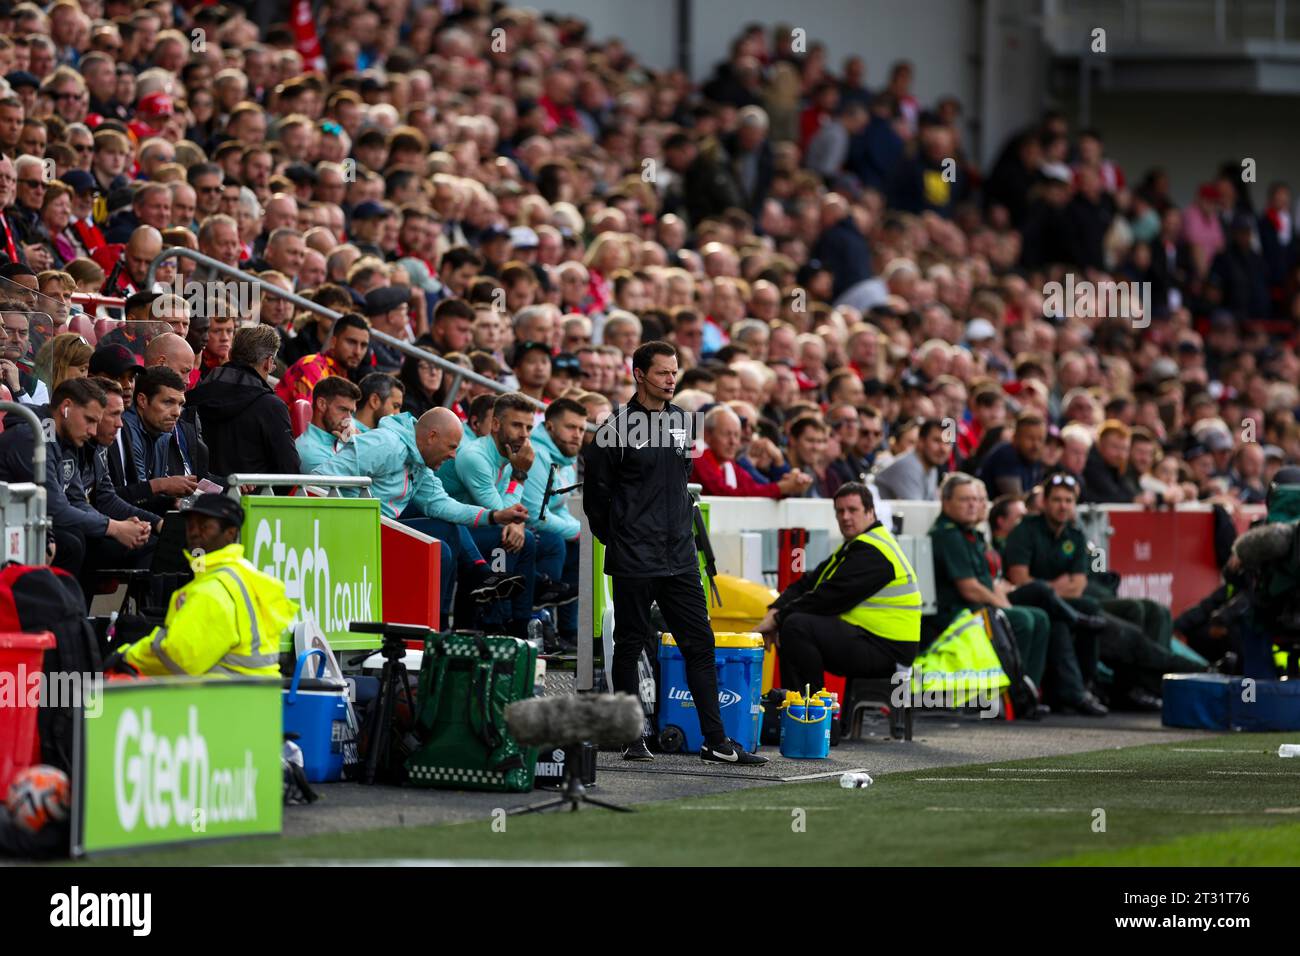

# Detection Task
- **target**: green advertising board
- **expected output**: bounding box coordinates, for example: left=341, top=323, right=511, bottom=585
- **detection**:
left=242, top=496, right=382, bottom=651
left=73, top=678, right=281, bottom=856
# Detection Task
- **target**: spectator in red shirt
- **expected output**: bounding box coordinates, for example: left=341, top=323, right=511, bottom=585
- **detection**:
left=957, top=385, right=1008, bottom=464
left=538, top=72, right=580, bottom=134
left=695, top=405, right=811, bottom=498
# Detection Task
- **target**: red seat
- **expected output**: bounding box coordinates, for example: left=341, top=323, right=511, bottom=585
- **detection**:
left=69, top=313, right=97, bottom=344
left=291, top=399, right=311, bottom=438
left=93, top=317, right=122, bottom=341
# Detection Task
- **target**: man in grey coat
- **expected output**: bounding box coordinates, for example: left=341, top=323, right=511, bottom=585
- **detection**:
left=873, top=419, right=952, bottom=501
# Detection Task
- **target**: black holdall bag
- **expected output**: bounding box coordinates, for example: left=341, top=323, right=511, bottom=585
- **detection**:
left=0, top=565, right=102, bottom=773
left=981, top=607, right=1040, bottom=719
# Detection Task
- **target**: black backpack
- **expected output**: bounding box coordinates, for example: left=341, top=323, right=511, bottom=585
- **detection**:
left=982, top=607, right=1040, bottom=719
left=0, top=565, right=102, bottom=773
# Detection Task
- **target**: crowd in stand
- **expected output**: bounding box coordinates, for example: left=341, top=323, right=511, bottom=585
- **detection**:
left=0, top=3, right=1290, bottom=679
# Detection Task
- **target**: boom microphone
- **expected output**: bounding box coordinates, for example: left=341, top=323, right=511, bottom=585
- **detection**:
left=1233, top=522, right=1296, bottom=569
left=506, top=693, right=644, bottom=749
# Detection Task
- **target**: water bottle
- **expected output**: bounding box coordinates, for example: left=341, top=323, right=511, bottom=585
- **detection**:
left=840, top=771, right=874, bottom=789
left=526, top=617, right=544, bottom=652
left=1278, top=744, right=1300, bottom=758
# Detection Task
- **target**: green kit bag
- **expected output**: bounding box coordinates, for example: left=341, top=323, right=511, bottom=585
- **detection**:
left=406, top=631, right=539, bottom=792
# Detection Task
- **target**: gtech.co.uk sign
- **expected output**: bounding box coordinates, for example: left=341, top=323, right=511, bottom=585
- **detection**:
left=73, top=679, right=281, bottom=856
left=244, top=496, right=382, bottom=648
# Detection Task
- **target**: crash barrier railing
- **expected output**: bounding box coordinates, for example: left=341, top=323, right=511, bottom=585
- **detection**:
left=145, top=247, right=544, bottom=414
left=0, top=401, right=48, bottom=566
left=224, top=473, right=373, bottom=498
left=70, top=293, right=126, bottom=312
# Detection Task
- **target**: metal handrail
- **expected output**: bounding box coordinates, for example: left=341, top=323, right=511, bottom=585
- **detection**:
left=225, top=474, right=373, bottom=498
left=0, top=400, right=49, bottom=565
left=145, top=246, right=541, bottom=412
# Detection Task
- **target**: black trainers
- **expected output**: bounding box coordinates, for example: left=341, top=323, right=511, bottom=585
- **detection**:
left=701, top=738, right=769, bottom=765
left=470, top=572, right=525, bottom=604
left=533, top=579, right=578, bottom=609
left=622, top=737, right=654, bottom=761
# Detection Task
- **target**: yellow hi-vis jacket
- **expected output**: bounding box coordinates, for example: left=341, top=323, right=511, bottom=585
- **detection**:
left=817, top=525, right=922, bottom=643
left=124, top=543, right=297, bottom=678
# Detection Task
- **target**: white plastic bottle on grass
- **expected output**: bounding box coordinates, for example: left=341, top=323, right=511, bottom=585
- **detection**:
left=1278, top=744, right=1300, bottom=758
left=840, top=771, right=873, bottom=789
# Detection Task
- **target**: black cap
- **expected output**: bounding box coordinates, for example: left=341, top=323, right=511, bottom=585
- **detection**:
left=88, top=343, right=144, bottom=377
left=1273, top=466, right=1300, bottom=487
left=350, top=200, right=387, bottom=221
left=61, top=169, right=96, bottom=195
left=363, top=285, right=410, bottom=317
left=552, top=352, right=580, bottom=376
left=182, top=493, right=243, bottom=528
left=283, top=162, right=319, bottom=186
left=4, top=71, right=37, bottom=91
left=511, top=340, right=551, bottom=366
left=124, top=290, right=161, bottom=313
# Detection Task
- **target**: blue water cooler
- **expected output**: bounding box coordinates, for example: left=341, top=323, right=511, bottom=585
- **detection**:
left=656, top=632, right=765, bottom=753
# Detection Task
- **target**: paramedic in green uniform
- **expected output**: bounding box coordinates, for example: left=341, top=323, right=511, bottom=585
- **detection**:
left=928, top=473, right=1049, bottom=702
left=1004, top=472, right=1203, bottom=710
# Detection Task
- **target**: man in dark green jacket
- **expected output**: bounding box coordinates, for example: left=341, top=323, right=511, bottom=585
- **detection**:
left=1005, top=472, right=1202, bottom=710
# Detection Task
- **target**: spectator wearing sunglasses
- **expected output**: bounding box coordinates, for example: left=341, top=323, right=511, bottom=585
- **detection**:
left=10, top=154, right=46, bottom=247
left=827, top=402, right=875, bottom=486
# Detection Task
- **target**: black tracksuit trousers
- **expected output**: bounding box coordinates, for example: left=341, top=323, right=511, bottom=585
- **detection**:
left=611, top=571, right=725, bottom=747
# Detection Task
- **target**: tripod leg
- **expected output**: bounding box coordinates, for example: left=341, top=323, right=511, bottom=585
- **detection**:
left=507, top=798, right=568, bottom=815
left=365, top=661, right=398, bottom=785
left=578, top=795, right=634, bottom=812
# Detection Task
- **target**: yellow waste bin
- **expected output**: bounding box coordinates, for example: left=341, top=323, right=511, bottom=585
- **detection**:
left=708, top=574, right=779, bottom=693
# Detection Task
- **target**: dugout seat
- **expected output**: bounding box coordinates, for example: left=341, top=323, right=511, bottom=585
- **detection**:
left=291, top=399, right=311, bottom=438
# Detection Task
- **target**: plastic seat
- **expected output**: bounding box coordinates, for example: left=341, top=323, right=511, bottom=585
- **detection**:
left=291, top=399, right=311, bottom=438
left=846, top=665, right=914, bottom=741
left=69, top=313, right=97, bottom=344
left=93, top=317, right=123, bottom=341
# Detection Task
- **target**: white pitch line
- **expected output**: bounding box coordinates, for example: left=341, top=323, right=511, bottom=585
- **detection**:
left=668, top=806, right=839, bottom=811
left=920, top=776, right=1225, bottom=784
left=274, top=859, right=621, bottom=867
left=925, top=806, right=1075, bottom=813
left=1168, top=748, right=1271, bottom=754
left=988, top=768, right=1127, bottom=774
left=1208, top=770, right=1300, bottom=776
left=925, top=807, right=1300, bottom=815
left=916, top=777, right=1055, bottom=782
